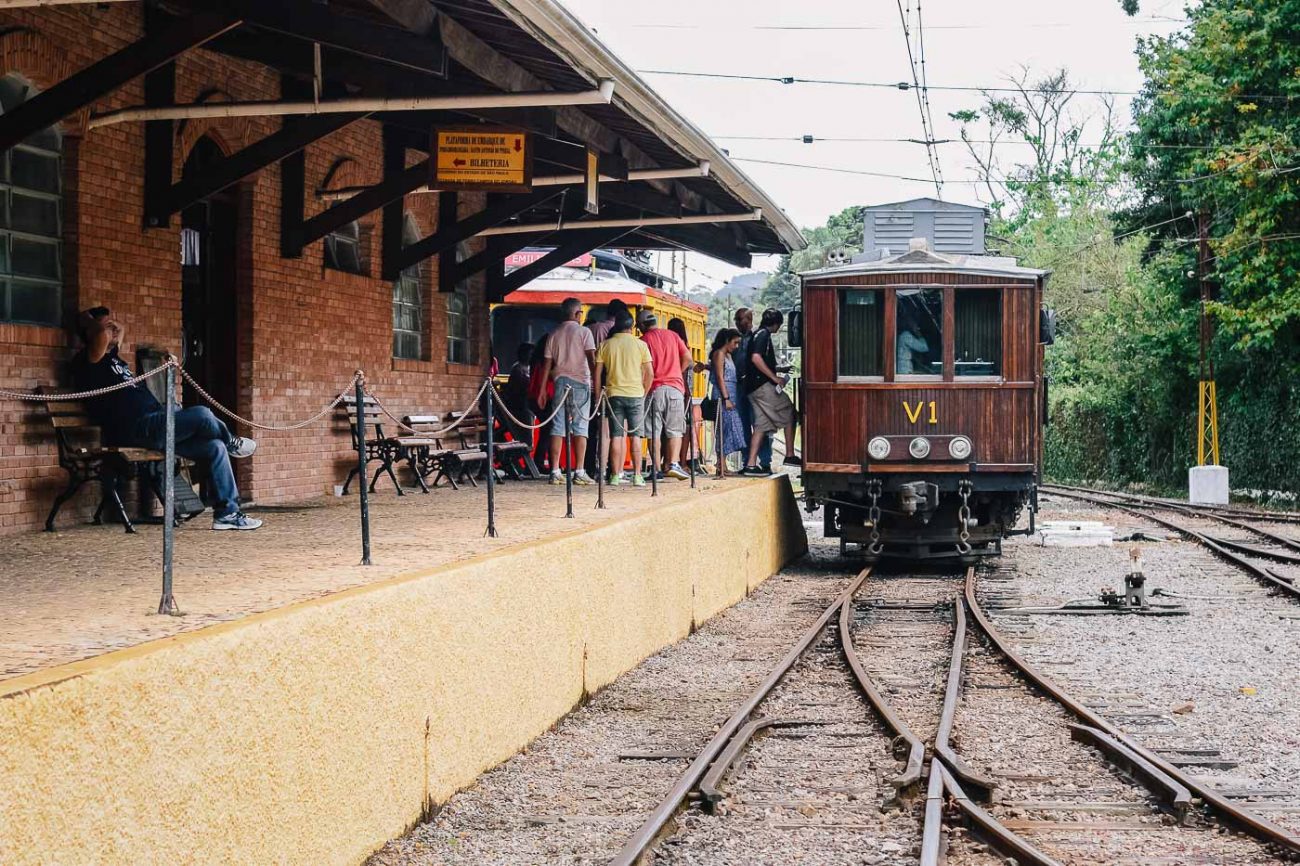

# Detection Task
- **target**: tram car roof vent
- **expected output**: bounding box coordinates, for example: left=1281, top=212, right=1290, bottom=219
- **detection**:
left=857, top=197, right=987, bottom=262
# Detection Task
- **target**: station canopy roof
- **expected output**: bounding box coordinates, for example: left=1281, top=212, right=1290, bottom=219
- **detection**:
left=138, top=0, right=805, bottom=287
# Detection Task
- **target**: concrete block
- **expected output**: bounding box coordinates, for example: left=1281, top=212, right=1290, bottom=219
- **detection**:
left=1036, top=520, right=1114, bottom=547
left=1189, top=465, right=1230, bottom=505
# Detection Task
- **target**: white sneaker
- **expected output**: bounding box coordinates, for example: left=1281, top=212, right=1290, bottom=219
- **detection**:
left=666, top=463, right=690, bottom=481
left=549, top=470, right=565, bottom=485
left=229, top=437, right=258, bottom=459
left=573, top=470, right=595, bottom=486
left=213, top=511, right=263, bottom=531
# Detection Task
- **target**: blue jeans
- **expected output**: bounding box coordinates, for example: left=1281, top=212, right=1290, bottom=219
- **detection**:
left=737, top=390, right=773, bottom=467
left=551, top=376, right=591, bottom=438
left=134, top=406, right=241, bottom=518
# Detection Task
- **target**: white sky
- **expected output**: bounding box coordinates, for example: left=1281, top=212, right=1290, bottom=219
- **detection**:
left=559, top=0, right=1186, bottom=289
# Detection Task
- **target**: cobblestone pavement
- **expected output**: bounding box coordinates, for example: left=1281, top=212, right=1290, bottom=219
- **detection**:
left=1, top=474, right=734, bottom=681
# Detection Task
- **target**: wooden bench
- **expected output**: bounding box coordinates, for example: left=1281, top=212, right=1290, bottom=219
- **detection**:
left=401, top=414, right=487, bottom=490
left=42, top=396, right=174, bottom=533
left=340, top=395, right=437, bottom=495
left=450, top=409, right=541, bottom=480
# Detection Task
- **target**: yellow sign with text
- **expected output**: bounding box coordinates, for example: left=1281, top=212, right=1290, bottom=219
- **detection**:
left=433, top=129, right=532, bottom=192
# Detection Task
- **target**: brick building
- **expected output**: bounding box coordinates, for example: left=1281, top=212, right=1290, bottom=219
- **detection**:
left=0, top=0, right=802, bottom=535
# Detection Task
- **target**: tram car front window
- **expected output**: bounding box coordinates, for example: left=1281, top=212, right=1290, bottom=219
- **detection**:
left=895, top=288, right=943, bottom=377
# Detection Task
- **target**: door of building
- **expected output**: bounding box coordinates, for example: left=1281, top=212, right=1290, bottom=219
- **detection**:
left=180, top=137, right=239, bottom=416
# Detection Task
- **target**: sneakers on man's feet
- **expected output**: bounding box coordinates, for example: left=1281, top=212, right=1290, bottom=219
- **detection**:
left=783, top=454, right=803, bottom=467
left=549, top=470, right=565, bottom=485
left=607, top=474, right=623, bottom=487
left=666, top=463, right=690, bottom=481
left=632, top=473, right=646, bottom=487
left=573, top=470, right=595, bottom=486
left=229, top=436, right=258, bottom=459
left=742, top=465, right=768, bottom=477
left=213, top=511, right=263, bottom=531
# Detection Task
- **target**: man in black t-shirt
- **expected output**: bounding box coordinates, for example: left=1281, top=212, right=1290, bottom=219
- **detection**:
left=742, top=308, right=801, bottom=475
left=71, top=307, right=263, bottom=531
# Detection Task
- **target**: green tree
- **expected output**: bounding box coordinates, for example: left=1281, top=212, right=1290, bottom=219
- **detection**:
left=758, top=205, right=868, bottom=311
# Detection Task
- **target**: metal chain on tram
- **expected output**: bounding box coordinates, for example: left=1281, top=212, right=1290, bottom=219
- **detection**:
left=867, top=479, right=884, bottom=556
left=957, top=479, right=974, bottom=555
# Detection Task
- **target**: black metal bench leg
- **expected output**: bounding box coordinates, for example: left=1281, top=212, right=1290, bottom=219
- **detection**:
left=367, top=462, right=386, bottom=494
left=342, top=465, right=359, bottom=495
left=408, top=455, right=431, bottom=494
left=45, top=476, right=84, bottom=532
left=384, top=461, right=404, bottom=495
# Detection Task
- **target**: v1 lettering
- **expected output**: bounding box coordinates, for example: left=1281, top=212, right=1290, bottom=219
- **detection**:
left=903, top=400, right=923, bottom=424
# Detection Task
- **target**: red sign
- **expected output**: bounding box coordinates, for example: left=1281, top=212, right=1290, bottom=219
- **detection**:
left=504, top=251, right=593, bottom=271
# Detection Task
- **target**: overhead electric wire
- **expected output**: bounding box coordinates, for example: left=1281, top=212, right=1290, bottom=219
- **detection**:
left=625, top=17, right=1187, bottom=31
left=709, top=135, right=1234, bottom=150
left=728, top=156, right=1300, bottom=188
left=894, top=0, right=943, bottom=197
left=637, top=69, right=1297, bottom=101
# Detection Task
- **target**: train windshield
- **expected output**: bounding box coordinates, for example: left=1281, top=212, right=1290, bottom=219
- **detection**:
left=838, top=289, right=884, bottom=377
left=895, top=288, right=943, bottom=377
left=955, top=288, right=1001, bottom=377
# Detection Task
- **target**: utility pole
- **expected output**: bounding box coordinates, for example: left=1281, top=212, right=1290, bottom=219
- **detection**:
left=1190, top=210, right=1227, bottom=504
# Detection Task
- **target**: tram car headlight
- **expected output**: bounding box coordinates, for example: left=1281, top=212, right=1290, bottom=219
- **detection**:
left=948, top=436, right=973, bottom=460
left=909, top=437, right=932, bottom=459
left=868, top=437, right=892, bottom=460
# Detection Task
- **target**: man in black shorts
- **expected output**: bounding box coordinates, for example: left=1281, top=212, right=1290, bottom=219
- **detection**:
left=71, top=306, right=262, bottom=530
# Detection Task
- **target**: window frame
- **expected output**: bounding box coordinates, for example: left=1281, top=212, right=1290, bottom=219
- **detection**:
left=0, top=73, right=63, bottom=327
left=391, top=214, right=425, bottom=360
left=323, top=220, right=365, bottom=276
left=446, top=241, right=472, bottom=365
left=892, top=286, right=945, bottom=383
left=829, top=284, right=1008, bottom=384
left=834, top=287, right=886, bottom=382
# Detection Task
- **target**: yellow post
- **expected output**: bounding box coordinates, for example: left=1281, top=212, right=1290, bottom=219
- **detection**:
left=1197, top=379, right=1220, bottom=466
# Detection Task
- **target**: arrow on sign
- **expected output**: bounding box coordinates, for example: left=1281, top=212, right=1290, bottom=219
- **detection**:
left=453, top=158, right=466, bottom=167
left=514, top=137, right=522, bottom=152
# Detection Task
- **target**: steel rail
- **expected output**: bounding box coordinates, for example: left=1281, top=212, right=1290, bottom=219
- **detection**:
left=607, top=567, right=871, bottom=866
left=934, top=599, right=997, bottom=799
left=697, top=719, right=829, bottom=810
left=1203, top=534, right=1300, bottom=566
left=937, top=762, right=1062, bottom=866
left=1043, top=486, right=1300, bottom=601
left=964, top=567, right=1300, bottom=857
left=836, top=587, right=926, bottom=794
left=1047, top=482, right=1300, bottom=525
left=1067, top=724, right=1192, bottom=822
left=918, top=758, right=946, bottom=866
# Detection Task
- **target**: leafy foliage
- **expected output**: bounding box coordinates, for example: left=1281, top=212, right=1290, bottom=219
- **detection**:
left=758, top=205, right=867, bottom=311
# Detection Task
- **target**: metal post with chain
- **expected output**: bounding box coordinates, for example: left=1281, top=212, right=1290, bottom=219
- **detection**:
left=867, top=479, right=883, bottom=556
left=484, top=376, right=498, bottom=538
left=354, top=372, right=373, bottom=565
left=596, top=395, right=607, bottom=510
left=563, top=389, right=575, bottom=518
left=157, top=361, right=180, bottom=616
left=957, top=479, right=973, bottom=556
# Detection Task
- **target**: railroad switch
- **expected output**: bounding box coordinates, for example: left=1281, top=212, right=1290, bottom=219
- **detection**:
left=1002, top=550, right=1188, bottom=616
left=1101, top=550, right=1150, bottom=610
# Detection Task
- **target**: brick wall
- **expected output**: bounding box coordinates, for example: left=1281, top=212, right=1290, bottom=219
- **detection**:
left=0, top=5, right=490, bottom=534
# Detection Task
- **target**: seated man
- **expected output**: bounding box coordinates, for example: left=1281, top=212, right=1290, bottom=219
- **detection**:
left=71, top=306, right=262, bottom=531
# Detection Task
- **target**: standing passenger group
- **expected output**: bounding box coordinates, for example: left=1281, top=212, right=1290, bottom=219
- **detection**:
left=520, top=297, right=800, bottom=486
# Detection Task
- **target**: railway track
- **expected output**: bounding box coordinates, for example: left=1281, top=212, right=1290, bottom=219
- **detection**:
left=1042, top=485, right=1300, bottom=595
left=606, top=563, right=1300, bottom=865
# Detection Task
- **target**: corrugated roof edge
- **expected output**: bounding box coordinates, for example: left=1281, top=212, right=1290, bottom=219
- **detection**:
left=484, top=0, right=808, bottom=255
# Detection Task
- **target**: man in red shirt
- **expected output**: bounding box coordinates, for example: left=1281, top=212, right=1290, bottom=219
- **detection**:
left=638, top=310, right=693, bottom=480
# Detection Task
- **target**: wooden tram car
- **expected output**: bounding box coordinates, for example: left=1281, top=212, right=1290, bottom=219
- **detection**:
left=793, top=199, right=1050, bottom=560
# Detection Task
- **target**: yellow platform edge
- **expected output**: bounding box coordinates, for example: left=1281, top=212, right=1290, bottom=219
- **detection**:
left=0, top=476, right=808, bottom=865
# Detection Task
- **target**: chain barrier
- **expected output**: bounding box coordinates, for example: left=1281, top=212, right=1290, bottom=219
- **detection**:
left=366, top=377, right=492, bottom=438
left=868, top=479, right=884, bottom=556
left=957, top=479, right=973, bottom=556
left=0, top=358, right=178, bottom=402
left=489, top=385, right=573, bottom=432
left=179, top=364, right=361, bottom=432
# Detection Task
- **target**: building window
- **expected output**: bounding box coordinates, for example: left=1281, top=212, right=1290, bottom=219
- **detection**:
left=838, top=289, right=884, bottom=377
left=0, top=73, right=62, bottom=325
left=895, top=287, right=943, bottom=377
left=392, top=215, right=424, bottom=360
left=954, top=288, right=1001, bottom=377
left=446, top=241, right=471, bottom=364
left=324, top=220, right=365, bottom=275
